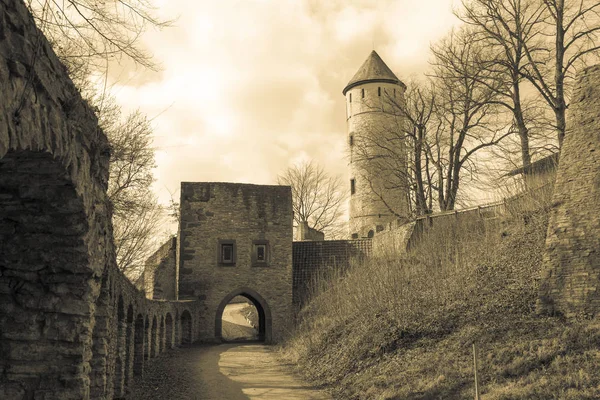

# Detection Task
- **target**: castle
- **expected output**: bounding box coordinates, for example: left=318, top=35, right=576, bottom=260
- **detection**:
left=140, top=50, right=411, bottom=341
left=2, top=2, right=600, bottom=397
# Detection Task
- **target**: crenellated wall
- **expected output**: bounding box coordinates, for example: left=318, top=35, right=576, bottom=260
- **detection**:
left=537, top=65, right=600, bottom=318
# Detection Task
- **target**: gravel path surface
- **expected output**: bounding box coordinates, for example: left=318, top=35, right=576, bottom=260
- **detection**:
left=126, top=343, right=331, bottom=399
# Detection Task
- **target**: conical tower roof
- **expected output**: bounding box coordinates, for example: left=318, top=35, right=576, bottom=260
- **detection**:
left=342, top=50, right=404, bottom=95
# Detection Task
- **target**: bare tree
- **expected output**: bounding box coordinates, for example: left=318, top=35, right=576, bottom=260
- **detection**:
left=519, top=0, right=600, bottom=147
left=26, top=0, right=171, bottom=79
left=351, top=81, right=437, bottom=217
left=95, top=95, right=163, bottom=278
left=458, top=0, right=551, bottom=169
left=277, top=161, right=346, bottom=239
left=429, top=27, right=512, bottom=210
left=23, top=1, right=171, bottom=279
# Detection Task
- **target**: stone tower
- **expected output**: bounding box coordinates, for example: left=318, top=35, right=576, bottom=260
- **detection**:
left=343, top=50, right=410, bottom=239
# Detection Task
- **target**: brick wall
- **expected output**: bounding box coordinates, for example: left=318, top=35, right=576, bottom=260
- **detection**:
left=292, top=239, right=372, bottom=310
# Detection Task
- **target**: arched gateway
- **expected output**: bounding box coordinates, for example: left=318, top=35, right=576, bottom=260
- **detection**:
left=177, top=182, right=293, bottom=343
left=215, top=288, right=273, bottom=342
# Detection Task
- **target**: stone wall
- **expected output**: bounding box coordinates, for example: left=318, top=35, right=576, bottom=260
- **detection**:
left=88, top=263, right=199, bottom=399
left=177, top=182, right=293, bottom=343
left=144, top=237, right=177, bottom=300
left=0, top=1, right=201, bottom=398
left=538, top=65, right=600, bottom=318
left=292, top=239, right=371, bottom=310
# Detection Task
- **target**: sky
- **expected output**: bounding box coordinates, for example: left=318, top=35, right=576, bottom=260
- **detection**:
left=106, top=0, right=461, bottom=211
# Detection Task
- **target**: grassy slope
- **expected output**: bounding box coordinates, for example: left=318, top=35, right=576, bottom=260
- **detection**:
left=282, top=206, right=600, bottom=399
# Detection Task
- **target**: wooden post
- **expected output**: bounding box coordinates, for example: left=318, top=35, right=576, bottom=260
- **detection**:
left=473, top=342, right=481, bottom=400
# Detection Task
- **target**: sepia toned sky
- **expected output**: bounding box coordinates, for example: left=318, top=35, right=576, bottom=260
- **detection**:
left=106, top=0, right=461, bottom=209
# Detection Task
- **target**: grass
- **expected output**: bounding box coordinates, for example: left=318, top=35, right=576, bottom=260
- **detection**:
left=281, top=188, right=600, bottom=399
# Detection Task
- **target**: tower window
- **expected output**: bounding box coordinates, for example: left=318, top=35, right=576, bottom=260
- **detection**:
left=218, top=239, right=236, bottom=265
left=252, top=240, right=270, bottom=267
left=378, top=87, right=381, bottom=96
left=349, top=93, right=352, bottom=103
left=393, top=88, right=396, bottom=97
left=350, top=178, right=356, bottom=195
left=349, top=134, right=354, bottom=146
left=361, top=89, right=365, bottom=98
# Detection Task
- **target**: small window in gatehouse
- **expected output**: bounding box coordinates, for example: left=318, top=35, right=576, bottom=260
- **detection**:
left=252, top=240, right=270, bottom=267
left=222, top=245, right=233, bottom=262
left=349, top=93, right=352, bottom=103
left=256, top=245, right=266, bottom=261
left=361, top=88, right=365, bottom=98
left=218, top=239, right=236, bottom=265
left=349, top=134, right=354, bottom=146
left=350, top=178, right=356, bottom=195
left=378, top=87, right=381, bottom=96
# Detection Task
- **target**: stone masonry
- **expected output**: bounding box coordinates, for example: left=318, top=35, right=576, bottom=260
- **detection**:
left=538, top=64, right=600, bottom=317
left=0, top=1, right=200, bottom=398
left=143, top=237, right=177, bottom=300
left=177, top=182, right=293, bottom=343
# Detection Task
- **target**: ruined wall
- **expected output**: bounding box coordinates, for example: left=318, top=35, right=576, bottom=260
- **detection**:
left=0, top=1, right=200, bottom=398
left=538, top=65, right=600, bottom=318
left=292, top=240, right=371, bottom=310
left=178, top=182, right=293, bottom=343
left=144, top=237, right=177, bottom=300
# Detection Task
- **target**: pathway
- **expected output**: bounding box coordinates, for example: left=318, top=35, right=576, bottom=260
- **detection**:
left=126, top=343, right=331, bottom=399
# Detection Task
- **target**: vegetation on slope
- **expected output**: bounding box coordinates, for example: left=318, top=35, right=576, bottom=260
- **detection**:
left=282, top=193, right=600, bottom=399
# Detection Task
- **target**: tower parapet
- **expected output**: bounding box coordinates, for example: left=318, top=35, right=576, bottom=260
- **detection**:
left=344, top=51, right=410, bottom=239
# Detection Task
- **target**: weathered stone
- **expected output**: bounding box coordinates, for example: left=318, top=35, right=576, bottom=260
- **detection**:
left=537, top=64, right=600, bottom=318
left=176, top=182, right=293, bottom=343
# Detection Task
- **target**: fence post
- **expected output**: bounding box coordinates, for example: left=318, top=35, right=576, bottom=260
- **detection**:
left=473, top=342, right=481, bottom=400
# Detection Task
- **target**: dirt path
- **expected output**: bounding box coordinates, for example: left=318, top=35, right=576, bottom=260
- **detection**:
left=126, top=343, right=331, bottom=399
left=222, top=303, right=258, bottom=341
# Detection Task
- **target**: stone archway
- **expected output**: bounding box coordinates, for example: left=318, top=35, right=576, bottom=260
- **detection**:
left=165, top=313, right=174, bottom=349
left=0, top=151, right=102, bottom=398
left=215, top=288, right=273, bottom=343
left=151, top=316, right=158, bottom=357
left=125, top=304, right=134, bottom=390
left=0, top=1, right=113, bottom=395
left=180, top=310, right=192, bottom=344
left=133, top=314, right=144, bottom=376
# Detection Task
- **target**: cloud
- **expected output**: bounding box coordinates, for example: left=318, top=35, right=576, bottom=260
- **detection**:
left=106, top=0, right=459, bottom=209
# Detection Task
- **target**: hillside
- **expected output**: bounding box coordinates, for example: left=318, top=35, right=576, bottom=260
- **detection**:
left=281, top=198, right=600, bottom=399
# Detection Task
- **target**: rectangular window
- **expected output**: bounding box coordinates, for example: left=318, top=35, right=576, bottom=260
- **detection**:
left=349, top=93, right=352, bottom=103
left=222, top=244, right=233, bottom=262
left=350, top=178, right=356, bottom=195
left=218, top=239, right=236, bottom=265
left=252, top=240, right=270, bottom=267
left=256, top=245, right=266, bottom=261
left=361, top=88, right=365, bottom=98
left=393, top=88, right=396, bottom=97
left=378, top=87, right=381, bottom=96
left=349, top=134, right=354, bottom=146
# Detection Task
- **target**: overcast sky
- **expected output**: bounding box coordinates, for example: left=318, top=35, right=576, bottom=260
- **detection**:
left=107, top=0, right=460, bottom=209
